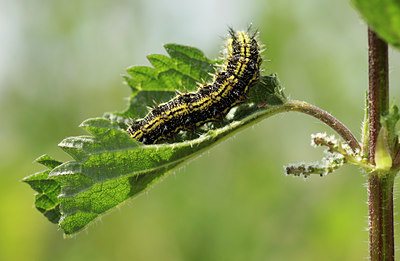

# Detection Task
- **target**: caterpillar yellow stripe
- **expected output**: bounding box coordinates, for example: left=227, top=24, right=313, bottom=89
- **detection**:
left=127, top=28, right=262, bottom=144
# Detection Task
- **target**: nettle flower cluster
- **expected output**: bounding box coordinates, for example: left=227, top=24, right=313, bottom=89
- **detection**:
left=285, top=132, right=373, bottom=178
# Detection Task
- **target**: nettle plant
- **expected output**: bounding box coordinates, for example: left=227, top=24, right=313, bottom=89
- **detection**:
left=23, top=1, right=400, bottom=260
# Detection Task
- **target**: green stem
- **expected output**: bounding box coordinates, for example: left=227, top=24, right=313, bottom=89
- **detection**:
left=367, top=28, right=393, bottom=261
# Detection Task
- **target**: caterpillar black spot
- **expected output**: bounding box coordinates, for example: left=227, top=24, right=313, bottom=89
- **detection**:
left=127, top=28, right=262, bottom=144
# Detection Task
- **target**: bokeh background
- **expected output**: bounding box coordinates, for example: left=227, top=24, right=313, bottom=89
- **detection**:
left=1, top=0, right=400, bottom=260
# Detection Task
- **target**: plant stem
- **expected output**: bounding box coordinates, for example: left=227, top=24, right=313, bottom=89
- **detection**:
left=285, top=100, right=360, bottom=152
left=367, top=28, right=393, bottom=261
left=368, top=174, right=395, bottom=260
left=368, top=29, right=389, bottom=163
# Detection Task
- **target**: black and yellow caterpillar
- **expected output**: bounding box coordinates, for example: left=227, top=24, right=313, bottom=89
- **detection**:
left=127, top=29, right=262, bottom=144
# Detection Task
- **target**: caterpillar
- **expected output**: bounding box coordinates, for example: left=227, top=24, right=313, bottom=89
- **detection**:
left=127, top=28, right=262, bottom=144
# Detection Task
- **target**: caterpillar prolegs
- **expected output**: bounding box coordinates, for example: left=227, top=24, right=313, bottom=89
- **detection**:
left=127, top=29, right=262, bottom=144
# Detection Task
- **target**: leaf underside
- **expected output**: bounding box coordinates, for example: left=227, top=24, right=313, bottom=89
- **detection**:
left=23, top=43, right=286, bottom=235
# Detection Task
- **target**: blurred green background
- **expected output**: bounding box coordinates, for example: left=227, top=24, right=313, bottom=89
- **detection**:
left=1, top=0, right=400, bottom=260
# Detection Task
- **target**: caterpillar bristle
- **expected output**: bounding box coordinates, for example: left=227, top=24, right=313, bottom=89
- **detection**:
left=145, top=105, right=153, bottom=111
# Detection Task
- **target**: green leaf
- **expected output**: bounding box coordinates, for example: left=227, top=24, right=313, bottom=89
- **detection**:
left=22, top=155, right=63, bottom=224
left=125, top=43, right=215, bottom=93
left=24, top=42, right=287, bottom=235
left=58, top=76, right=286, bottom=235
left=112, top=43, right=217, bottom=121
left=352, top=0, right=400, bottom=49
